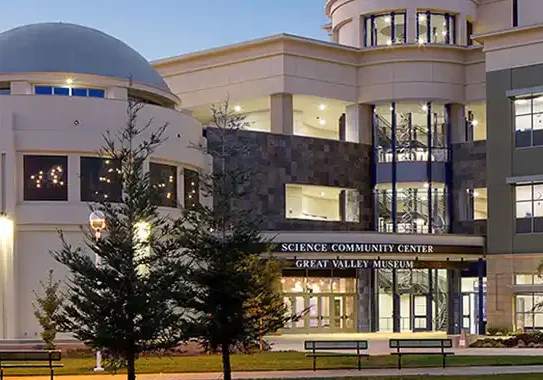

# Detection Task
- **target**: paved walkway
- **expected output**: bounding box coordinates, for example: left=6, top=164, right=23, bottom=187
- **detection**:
left=10, top=366, right=543, bottom=379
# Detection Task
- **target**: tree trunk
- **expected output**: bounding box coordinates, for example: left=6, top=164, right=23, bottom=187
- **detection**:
left=221, top=343, right=232, bottom=380
left=127, top=349, right=136, bottom=380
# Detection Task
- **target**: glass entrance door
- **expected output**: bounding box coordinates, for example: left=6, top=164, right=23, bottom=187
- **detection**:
left=332, top=295, right=356, bottom=330
left=308, top=295, right=331, bottom=329
left=412, top=295, right=429, bottom=331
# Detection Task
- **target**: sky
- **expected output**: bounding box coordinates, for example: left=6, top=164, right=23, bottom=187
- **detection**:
left=1, top=0, right=330, bottom=61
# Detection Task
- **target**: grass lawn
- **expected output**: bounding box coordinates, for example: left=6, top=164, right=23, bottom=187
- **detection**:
left=3, top=352, right=543, bottom=376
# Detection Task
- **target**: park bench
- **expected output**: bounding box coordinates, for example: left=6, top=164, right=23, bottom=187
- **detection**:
left=389, top=338, right=454, bottom=370
left=304, top=340, right=369, bottom=371
left=0, top=350, right=62, bottom=380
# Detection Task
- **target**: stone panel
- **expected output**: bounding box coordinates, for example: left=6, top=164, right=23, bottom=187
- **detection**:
left=450, top=140, right=487, bottom=235
left=207, top=129, right=373, bottom=231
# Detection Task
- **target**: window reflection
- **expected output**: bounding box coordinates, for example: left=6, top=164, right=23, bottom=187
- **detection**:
left=24, top=155, right=68, bottom=201
left=80, top=157, right=122, bottom=202
left=282, top=277, right=356, bottom=294
left=150, top=162, right=177, bottom=208
left=365, top=12, right=406, bottom=47
left=515, top=182, right=543, bottom=233
left=417, top=12, right=456, bottom=44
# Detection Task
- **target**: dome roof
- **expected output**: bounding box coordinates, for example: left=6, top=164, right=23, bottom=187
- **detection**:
left=0, top=23, right=169, bottom=92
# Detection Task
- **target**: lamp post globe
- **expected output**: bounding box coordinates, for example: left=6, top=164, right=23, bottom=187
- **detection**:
left=89, top=211, right=106, bottom=240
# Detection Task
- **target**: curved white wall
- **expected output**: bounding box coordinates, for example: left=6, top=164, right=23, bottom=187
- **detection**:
left=327, top=0, right=477, bottom=48
left=0, top=94, right=208, bottom=339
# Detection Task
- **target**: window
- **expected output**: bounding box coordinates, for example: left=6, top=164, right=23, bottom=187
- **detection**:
left=34, top=86, right=105, bottom=98
left=464, top=188, right=487, bottom=220
left=417, top=11, right=456, bottom=44
left=467, top=20, right=474, bottom=46
left=183, top=168, right=199, bottom=210
left=515, top=293, right=543, bottom=330
left=0, top=88, right=10, bottom=95
left=80, top=157, right=122, bottom=202
left=515, top=274, right=543, bottom=285
left=364, top=12, right=406, bottom=47
left=465, top=104, right=487, bottom=141
left=514, top=95, right=543, bottom=147
left=515, top=183, right=543, bottom=233
left=285, top=184, right=360, bottom=222
left=150, top=163, right=177, bottom=208
left=24, top=155, right=68, bottom=201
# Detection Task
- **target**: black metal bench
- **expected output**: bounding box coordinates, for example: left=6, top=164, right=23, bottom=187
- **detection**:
left=304, top=340, right=369, bottom=371
left=0, top=350, right=63, bottom=380
left=389, top=338, right=454, bottom=370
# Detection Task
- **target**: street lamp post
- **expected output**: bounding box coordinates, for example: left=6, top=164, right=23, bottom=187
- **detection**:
left=89, top=211, right=106, bottom=373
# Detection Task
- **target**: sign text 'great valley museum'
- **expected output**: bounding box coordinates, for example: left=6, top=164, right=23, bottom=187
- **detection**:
left=294, top=259, right=414, bottom=269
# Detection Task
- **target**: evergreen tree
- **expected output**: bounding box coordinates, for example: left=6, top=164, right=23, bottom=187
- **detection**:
left=177, top=101, right=292, bottom=380
left=52, top=98, right=189, bottom=380
left=33, top=269, right=63, bottom=350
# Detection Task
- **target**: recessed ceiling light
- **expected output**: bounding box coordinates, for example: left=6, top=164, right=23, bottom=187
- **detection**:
left=319, top=119, right=326, bottom=126
left=419, top=14, right=426, bottom=22
left=66, top=78, right=73, bottom=85
left=384, top=16, right=392, bottom=24
left=422, top=104, right=429, bottom=112
left=423, top=183, right=429, bottom=188
left=318, top=104, right=327, bottom=111
left=320, top=192, right=325, bottom=197
left=473, top=191, right=479, bottom=197
left=234, top=105, right=242, bottom=112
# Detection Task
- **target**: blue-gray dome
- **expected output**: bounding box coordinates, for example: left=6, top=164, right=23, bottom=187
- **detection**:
left=0, top=23, right=169, bottom=92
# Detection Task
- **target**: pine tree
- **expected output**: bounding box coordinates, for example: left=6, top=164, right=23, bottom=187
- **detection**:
left=52, top=98, right=189, bottom=380
left=33, top=269, right=63, bottom=350
left=177, top=101, right=292, bottom=380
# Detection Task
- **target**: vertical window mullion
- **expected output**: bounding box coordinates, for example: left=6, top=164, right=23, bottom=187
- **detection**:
left=371, top=15, right=375, bottom=46
left=452, top=15, right=457, bottom=44
left=513, top=0, right=519, bottom=27
left=416, top=13, right=420, bottom=42
left=533, top=183, right=536, bottom=233
left=445, top=14, right=450, bottom=44
left=404, top=12, right=407, bottom=43
left=427, top=12, right=431, bottom=43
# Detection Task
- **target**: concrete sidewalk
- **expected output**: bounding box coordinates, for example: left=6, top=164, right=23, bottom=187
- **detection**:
left=10, top=365, right=543, bottom=379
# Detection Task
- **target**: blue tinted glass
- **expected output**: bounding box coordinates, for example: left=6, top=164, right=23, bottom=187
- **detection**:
left=88, top=89, right=105, bottom=98
left=35, top=86, right=53, bottom=95
left=72, top=88, right=87, bottom=97
left=53, top=87, right=69, bottom=96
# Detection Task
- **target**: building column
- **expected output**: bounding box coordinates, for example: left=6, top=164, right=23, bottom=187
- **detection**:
left=357, top=268, right=373, bottom=332
left=449, top=103, right=466, bottom=144
left=392, top=269, right=401, bottom=332
left=447, top=269, right=462, bottom=334
left=270, top=93, right=293, bottom=135
left=477, top=258, right=486, bottom=334
left=345, top=104, right=372, bottom=144
left=0, top=111, right=16, bottom=339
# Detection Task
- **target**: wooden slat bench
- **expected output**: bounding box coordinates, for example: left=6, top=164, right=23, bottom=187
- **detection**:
left=304, top=340, right=369, bottom=371
left=389, top=338, right=454, bottom=370
left=0, top=350, right=63, bottom=380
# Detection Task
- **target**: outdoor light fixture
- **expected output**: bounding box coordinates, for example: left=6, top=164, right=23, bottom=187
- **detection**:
left=66, top=78, right=73, bottom=85
left=318, top=104, right=326, bottom=111
left=234, top=105, right=242, bottom=112
left=472, top=120, right=479, bottom=126
left=0, top=214, right=13, bottom=240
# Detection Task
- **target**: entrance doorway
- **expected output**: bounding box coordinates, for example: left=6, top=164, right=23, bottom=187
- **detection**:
left=281, top=275, right=357, bottom=333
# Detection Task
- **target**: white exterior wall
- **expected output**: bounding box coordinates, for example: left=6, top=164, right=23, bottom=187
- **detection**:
left=0, top=90, right=207, bottom=339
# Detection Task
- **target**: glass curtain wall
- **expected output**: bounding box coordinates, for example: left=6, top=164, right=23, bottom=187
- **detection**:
left=376, top=268, right=448, bottom=332
left=365, top=12, right=407, bottom=47
left=373, top=102, right=451, bottom=234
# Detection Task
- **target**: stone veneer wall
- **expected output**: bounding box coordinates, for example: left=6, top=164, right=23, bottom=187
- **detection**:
left=450, top=140, right=487, bottom=235
left=207, top=129, right=373, bottom=231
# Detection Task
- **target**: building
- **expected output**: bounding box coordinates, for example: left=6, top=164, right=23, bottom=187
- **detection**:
left=0, top=23, right=209, bottom=339
left=0, top=0, right=542, bottom=340
left=151, top=0, right=543, bottom=335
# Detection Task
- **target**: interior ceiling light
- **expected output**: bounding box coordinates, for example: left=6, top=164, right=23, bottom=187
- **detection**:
left=422, top=104, right=429, bottom=112
left=234, top=105, right=242, bottom=112
left=472, top=120, right=479, bottom=126
left=386, top=39, right=393, bottom=46
left=419, top=14, right=426, bottom=22
left=66, top=78, right=73, bottom=85
left=320, top=192, right=325, bottom=197
left=318, top=104, right=327, bottom=111
left=319, top=119, right=327, bottom=126
left=384, top=16, right=392, bottom=24
left=418, top=37, right=426, bottom=45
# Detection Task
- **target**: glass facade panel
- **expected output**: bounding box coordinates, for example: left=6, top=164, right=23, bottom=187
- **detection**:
left=183, top=168, right=199, bottom=210
left=365, top=12, right=406, bottom=47
left=24, top=155, right=68, bottom=201
left=515, top=183, right=543, bottom=233
left=514, top=95, right=543, bottom=147
left=150, top=162, right=177, bottom=208
left=515, top=293, right=543, bottom=330
left=80, top=157, right=122, bottom=202
left=417, top=12, right=456, bottom=44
